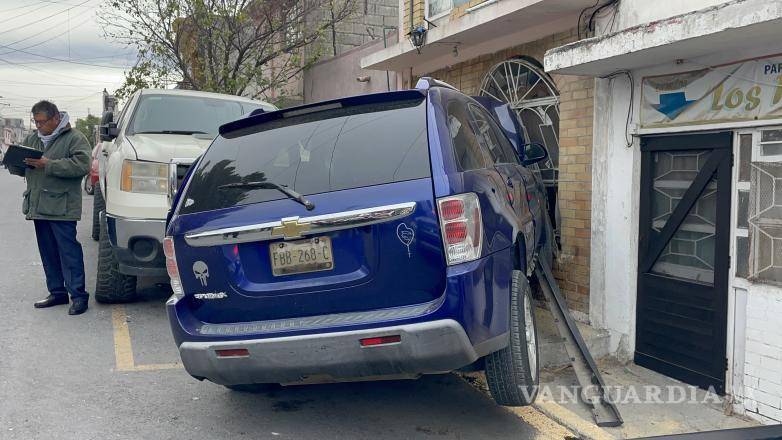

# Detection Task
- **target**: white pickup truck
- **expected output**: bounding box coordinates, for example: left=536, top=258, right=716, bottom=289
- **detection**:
left=94, top=89, right=275, bottom=303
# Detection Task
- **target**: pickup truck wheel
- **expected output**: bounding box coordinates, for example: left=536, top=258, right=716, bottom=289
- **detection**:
left=485, top=270, right=539, bottom=406
left=95, top=213, right=137, bottom=303
left=92, top=185, right=104, bottom=241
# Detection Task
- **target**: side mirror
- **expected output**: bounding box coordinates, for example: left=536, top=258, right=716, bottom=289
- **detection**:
left=100, top=111, right=114, bottom=125
left=522, top=142, right=548, bottom=166
left=99, top=123, right=119, bottom=142
left=99, top=111, right=118, bottom=141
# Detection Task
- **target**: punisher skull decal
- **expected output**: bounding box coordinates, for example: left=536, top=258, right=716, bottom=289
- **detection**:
left=193, top=261, right=210, bottom=287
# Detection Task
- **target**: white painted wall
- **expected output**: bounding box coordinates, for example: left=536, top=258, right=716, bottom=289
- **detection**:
left=598, top=0, right=733, bottom=35
left=587, top=14, right=782, bottom=420
left=734, top=281, right=782, bottom=424
left=589, top=73, right=641, bottom=359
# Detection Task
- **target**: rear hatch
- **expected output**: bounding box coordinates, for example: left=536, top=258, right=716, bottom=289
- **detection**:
left=168, top=92, right=447, bottom=324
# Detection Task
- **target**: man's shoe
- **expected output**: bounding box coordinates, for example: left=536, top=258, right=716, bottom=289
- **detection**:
left=68, top=298, right=88, bottom=316
left=34, top=295, right=69, bottom=308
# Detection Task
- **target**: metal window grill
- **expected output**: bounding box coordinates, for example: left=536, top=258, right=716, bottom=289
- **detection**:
left=748, top=161, right=782, bottom=284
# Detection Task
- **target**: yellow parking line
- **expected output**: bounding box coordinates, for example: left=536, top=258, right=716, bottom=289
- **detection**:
left=112, top=305, right=136, bottom=371
left=132, top=363, right=182, bottom=371
left=111, top=305, right=183, bottom=372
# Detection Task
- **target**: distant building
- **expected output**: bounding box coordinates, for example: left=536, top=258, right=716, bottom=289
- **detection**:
left=265, top=0, right=400, bottom=107
left=1, top=118, right=27, bottom=150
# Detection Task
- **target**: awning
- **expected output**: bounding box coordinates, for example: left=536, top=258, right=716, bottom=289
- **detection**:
left=360, top=0, right=599, bottom=76
left=544, top=0, right=782, bottom=76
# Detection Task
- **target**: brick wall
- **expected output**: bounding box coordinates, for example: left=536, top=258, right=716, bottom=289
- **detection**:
left=403, top=0, right=425, bottom=34
left=315, top=0, right=399, bottom=57
left=739, top=288, right=782, bottom=424
left=426, top=29, right=595, bottom=314
left=275, top=0, right=398, bottom=106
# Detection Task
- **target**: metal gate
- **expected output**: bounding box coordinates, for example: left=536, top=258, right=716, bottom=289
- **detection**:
left=479, top=57, right=560, bottom=234
left=636, top=132, right=732, bottom=394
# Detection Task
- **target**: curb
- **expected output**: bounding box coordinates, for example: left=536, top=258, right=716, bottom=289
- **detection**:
left=533, top=398, right=616, bottom=440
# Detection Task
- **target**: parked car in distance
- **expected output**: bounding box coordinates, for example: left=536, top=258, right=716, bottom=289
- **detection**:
left=93, top=89, right=276, bottom=303
left=164, top=78, right=553, bottom=406
left=83, top=143, right=101, bottom=196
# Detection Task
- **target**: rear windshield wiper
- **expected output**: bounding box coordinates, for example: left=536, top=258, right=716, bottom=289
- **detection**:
left=134, top=130, right=208, bottom=135
left=218, top=181, right=315, bottom=211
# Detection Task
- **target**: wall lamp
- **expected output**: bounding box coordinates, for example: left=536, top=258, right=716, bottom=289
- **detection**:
left=409, top=25, right=428, bottom=53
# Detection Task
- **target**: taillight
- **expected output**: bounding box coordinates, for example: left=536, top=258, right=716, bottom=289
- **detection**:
left=163, top=236, right=184, bottom=302
left=437, top=193, right=482, bottom=265
left=439, top=199, right=464, bottom=221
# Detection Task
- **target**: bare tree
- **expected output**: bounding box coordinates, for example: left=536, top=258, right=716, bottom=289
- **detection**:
left=100, top=0, right=357, bottom=100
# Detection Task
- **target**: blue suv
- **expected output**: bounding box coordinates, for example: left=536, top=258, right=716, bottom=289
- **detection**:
left=164, top=78, right=554, bottom=406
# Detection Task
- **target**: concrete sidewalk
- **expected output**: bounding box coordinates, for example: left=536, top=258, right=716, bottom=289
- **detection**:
left=536, top=359, right=759, bottom=439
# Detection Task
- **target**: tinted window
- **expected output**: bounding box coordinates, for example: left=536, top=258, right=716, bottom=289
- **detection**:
left=467, top=103, right=518, bottom=165
left=447, top=100, right=488, bottom=171
left=180, top=98, right=430, bottom=214
left=128, top=94, right=260, bottom=136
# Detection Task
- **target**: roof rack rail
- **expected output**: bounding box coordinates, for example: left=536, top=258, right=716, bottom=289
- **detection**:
left=415, top=77, right=458, bottom=91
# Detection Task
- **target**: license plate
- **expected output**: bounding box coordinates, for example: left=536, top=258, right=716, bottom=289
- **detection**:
left=270, top=237, right=334, bottom=276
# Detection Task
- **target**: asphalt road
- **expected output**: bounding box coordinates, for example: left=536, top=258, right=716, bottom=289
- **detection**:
left=0, top=171, right=548, bottom=440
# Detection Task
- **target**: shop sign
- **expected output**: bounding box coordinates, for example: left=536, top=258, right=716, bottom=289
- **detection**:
left=641, top=56, right=782, bottom=128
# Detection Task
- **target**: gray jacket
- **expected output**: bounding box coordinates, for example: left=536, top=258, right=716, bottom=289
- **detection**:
left=20, top=126, right=91, bottom=221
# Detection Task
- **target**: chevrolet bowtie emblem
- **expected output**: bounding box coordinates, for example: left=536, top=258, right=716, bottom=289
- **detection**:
left=272, top=218, right=310, bottom=239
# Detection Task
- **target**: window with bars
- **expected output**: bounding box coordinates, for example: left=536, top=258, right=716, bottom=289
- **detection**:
left=742, top=128, right=782, bottom=284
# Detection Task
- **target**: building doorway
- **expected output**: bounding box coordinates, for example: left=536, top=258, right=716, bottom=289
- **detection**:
left=479, top=57, right=560, bottom=237
left=636, top=132, right=732, bottom=394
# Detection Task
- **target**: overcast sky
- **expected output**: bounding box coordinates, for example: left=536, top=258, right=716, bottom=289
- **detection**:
left=0, top=0, right=136, bottom=127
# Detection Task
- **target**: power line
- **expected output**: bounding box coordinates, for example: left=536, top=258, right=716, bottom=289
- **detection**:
left=0, top=3, right=43, bottom=14
left=0, top=90, right=102, bottom=100
left=0, top=46, right=132, bottom=68
left=0, top=8, right=93, bottom=53
left=38, top=0, right=96, bottom=6
left=2, top=53, right=136, bottom=65
left=0, top=23, right=133, bottom=70
left=0, top=79, right=117, bottom=88
left=0, top=55, right=121, bottom=84
left=1, top=3, right=50, bottom=22
left=0, top=0, right=91, bottom=36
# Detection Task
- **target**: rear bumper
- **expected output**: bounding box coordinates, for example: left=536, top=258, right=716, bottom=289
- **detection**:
left=179, top=319, right=477, bottom=385
left=105, top=214, right=167, bottom=277
left=168, top=248, right=515, bottom=383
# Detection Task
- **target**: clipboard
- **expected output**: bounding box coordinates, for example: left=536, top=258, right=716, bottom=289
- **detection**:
left=2, top=144, right=42, bottom=176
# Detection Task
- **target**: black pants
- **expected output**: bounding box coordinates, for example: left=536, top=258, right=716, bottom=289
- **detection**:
left=33, top=220, right=88, bottom=300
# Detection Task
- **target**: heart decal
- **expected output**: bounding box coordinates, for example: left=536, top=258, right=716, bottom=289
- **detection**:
left=396, top=223, right=415, bottom=258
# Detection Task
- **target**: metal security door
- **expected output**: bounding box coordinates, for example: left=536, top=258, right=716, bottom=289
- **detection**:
left=636, top=132, right=732, bottom=394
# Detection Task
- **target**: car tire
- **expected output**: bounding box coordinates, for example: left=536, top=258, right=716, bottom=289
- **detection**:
left=95, top=212, right=137, bottom=303
left=485, top=269, right=540, bottom=406
left=83, top=176, right=94, bottom=195
left=92, top=184, right=104, bottom=241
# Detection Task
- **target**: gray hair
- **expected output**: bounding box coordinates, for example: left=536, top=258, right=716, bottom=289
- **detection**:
left=31, top=100, right=59, bottom=119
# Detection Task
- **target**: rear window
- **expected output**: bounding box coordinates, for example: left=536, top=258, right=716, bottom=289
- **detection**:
left=179, top=97, right=430, bottom=214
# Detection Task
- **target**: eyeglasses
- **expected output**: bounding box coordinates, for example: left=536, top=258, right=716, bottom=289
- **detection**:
left=33, top=116, right=54, bottom=127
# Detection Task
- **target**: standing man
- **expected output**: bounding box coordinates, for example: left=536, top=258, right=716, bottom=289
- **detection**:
left=21, top=100, right=92, bottom=315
